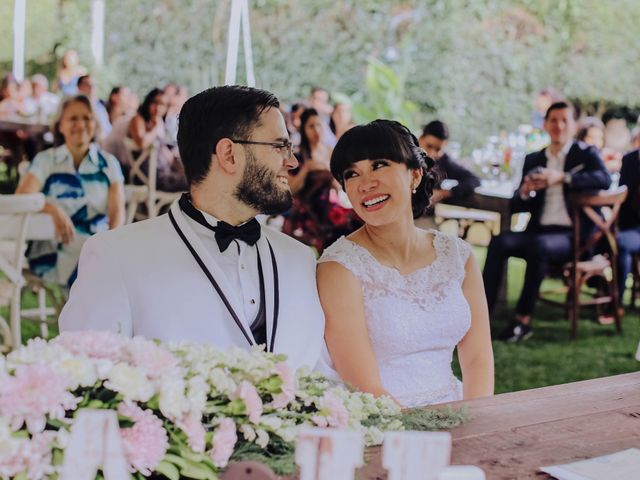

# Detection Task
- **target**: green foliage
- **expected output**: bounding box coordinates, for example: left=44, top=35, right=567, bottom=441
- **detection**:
left=2, top=0, right=639, bottom=148
left=401, top=406, right=469, bottom=431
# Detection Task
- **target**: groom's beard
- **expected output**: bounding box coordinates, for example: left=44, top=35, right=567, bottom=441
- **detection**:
left=234, top=148, right=293, bottom=215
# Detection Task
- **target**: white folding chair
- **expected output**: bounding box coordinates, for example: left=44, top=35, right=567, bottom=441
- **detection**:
left=0, top=193, right=45, bottom=351
left=124, top=138, right=181, bottom=220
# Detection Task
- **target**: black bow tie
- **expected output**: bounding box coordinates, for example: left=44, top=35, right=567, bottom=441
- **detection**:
left=179, top=193, right=261, bottom=252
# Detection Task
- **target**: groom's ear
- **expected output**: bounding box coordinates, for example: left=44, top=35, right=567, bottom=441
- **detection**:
left=214, top=138, right=239, bottom=174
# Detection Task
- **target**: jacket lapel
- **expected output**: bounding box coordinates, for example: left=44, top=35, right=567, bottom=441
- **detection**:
left=168, top=201, right=255, bottom=344
left=256, top=231, right=278, bottom=352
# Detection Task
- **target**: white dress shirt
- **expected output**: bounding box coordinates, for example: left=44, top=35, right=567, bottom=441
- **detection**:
left=182, top=209, right=261, bottom=321
left=540, top=142, right=572, bottom=227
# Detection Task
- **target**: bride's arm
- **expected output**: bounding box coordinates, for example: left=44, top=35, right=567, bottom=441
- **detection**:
left=457, top=254, right=495, bottom=400
left=317, top=261, right=398, bottom=403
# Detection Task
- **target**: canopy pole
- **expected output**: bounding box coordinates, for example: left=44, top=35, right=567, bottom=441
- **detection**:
left=12, top=0, right=26, bottom=82
left=224, top=0, right=255, bottom=86
left=91, top=0, right=105, bottom=66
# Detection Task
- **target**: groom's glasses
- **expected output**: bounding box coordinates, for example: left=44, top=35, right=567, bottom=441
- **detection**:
left=231, top=139, right=294, bottom=161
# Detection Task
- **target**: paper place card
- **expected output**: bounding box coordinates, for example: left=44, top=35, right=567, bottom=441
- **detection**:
left=295, top=428, right=364, bottom=480
left=540, top=448, right=640, bottom=480
left=382, top=431, right=452, bottom=480
left=60, top=408, right=129, bottom=480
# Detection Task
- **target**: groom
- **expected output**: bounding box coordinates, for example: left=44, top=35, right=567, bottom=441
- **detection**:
left=59, top=85, right=325, bottom=370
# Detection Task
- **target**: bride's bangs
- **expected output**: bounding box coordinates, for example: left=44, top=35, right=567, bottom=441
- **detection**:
left=330, top=121, right=414, bottom=183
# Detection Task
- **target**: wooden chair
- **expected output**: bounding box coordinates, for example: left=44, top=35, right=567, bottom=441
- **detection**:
left=631, top=253, right=640, bottom=309
left=0, top=193, right=45, bottom=351
left=540, top=187, right=628, bottom=339
left=124, top=138, right=181, bottom=220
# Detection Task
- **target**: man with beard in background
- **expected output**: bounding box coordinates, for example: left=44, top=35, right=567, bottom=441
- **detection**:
left=60, top=86, right=325, bottom=370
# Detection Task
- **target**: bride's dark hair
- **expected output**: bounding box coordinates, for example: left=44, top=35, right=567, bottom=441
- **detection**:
left=329, top=119, right=438, bottom=218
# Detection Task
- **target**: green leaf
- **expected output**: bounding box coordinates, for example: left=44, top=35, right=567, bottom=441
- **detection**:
left=179, top=460, right=218, bottom=480
left=163, top=453, right=189, bottom=470
left=155, top=460, right=181, bottom=480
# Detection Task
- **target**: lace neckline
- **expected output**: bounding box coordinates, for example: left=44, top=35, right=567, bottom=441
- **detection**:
left=343, top=229, right=443, bottom=278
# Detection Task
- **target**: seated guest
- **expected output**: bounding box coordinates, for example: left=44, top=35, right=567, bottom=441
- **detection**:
left=576, top=116, right=605, bottom=150
left=0, top=74, right=26, bottom=118
left=104, top=88, right=187, bottom=192
left=329, top=102, right=355, bottom=140
left=15, top=95, right=125, bottom=288
left=164, top=83, right=188, bottom=144
left=482, top=102, right=611, bottom=341
left=284, top=108, right=359, bottom=252
left=616, top=147, right=640, bottom=303
left=106, top=86, right=132, bottom=125
left=54, top=49, right=86, bottom=96
left=30, top=74, right=60, bottom=120
left=419, top=120, right=480, bottom=206
left=77, top=74, right=111, bottom=138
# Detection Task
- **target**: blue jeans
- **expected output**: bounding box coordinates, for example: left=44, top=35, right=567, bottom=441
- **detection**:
left=617, top=227, right=640, bottom=300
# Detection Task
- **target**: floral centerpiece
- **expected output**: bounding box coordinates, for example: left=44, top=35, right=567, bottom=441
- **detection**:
left=0, top=332, right=465, bottom=479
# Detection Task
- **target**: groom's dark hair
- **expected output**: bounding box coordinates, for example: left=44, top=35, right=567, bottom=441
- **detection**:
left=177, top=85, right=280, bottom=185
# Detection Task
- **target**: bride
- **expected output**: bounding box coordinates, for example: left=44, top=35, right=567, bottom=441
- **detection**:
left=316, top=120, right=494, bottom=407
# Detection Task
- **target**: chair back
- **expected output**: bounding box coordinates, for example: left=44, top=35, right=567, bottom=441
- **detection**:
left=0, top=193, right=45, bottom=349
left=568, top=186, right=628, bottom=261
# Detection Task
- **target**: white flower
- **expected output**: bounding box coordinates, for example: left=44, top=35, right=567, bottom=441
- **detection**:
left=208, top=368, right=236, bottom=396
left=363, top=426, right=384, bottom=446
left=255, top=428, right=269, bottom=448
left=239, top=424, right=256, bottom=442
left=158, top=373, right=189, bottom=421
left=259, top=415, right=282, bottom=431
left=6, top=338, right=71, bottom=370
left=94, top=359, right=115, bottom=379
left=104, top=363, right=155, bottom=402
left=57, top=358, right=98, bottom=389
left=186, top=375, right=208, bottom=414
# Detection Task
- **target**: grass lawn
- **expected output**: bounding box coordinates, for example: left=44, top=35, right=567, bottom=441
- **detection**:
left=4, top=246, right=639, bottom=394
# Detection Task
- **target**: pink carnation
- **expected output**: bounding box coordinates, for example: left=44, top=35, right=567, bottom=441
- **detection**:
left=176, top=413, right=206, bottom=453
left=236, top=381, right=263, bottom=423
left=209, top=418, right=237, bottom=468
left=311, top=392, right=349, bottom=429
left=55, top=331, right=126, bottom=362
left=0, top=364, right=79, bottom=433
left=0, top=431, right=56, bottom=480
left=118, top=402, right=168, bottom=475
left=271, top=362, right=296, bottom=409
left=126, top=337, right=178, bottom=376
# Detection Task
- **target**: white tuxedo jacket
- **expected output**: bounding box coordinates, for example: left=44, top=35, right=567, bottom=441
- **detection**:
left=59, top=201, right=325, bottom=371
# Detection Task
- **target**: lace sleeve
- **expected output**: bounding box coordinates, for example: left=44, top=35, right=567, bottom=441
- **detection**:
left=317, top=237, right=364, bottom=279
left=454, top=236, right=473, bottom=282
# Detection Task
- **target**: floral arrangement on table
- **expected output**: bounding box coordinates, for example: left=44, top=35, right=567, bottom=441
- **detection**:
left=0, top=332, right=466, bottom=479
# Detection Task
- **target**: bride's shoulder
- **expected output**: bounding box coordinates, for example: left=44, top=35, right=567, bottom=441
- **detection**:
left=428, top=229, right=472, bottom=262
left=318, top=236, right=359, bottom=263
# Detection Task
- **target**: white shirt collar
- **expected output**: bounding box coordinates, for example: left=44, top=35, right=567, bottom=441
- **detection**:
left=545, top=141, right=572, bottom=161
left=53, top=142, right=100, bottom=166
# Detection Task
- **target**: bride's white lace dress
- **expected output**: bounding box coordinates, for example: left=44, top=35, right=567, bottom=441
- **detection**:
left=318, top=230, right=472, bottom=407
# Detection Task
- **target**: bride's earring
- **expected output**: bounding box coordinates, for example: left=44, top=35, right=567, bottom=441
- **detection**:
left=412, top=184, right=417, bottom=194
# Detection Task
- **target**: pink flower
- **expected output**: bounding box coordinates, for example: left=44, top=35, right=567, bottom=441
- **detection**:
left=126, top=337, right=178, bottom=377
left=118, top=402, right=168, bottom=475
left=209, top=418, right=237, bottom=468
left=55, top=331, right=126, bottom=362
left=311, top=392, right=349, bottom=429
left=271, top=362, right=296, bottom=409
left=236, top=381, right=263, bottom=423
left=0, top=365, right=79, bottom=433
left=176, top=413, right=206, bottom=453
left=0, top=431, right=56, bottom=480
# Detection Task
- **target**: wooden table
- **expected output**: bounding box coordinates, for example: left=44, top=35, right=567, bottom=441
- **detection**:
left=342, top=372, right=640, bottom=480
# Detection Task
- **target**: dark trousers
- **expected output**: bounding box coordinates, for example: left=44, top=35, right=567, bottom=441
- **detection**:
left=617, top=227, right=640, bottom=300
left=483, top=226, right=573, bottom=316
